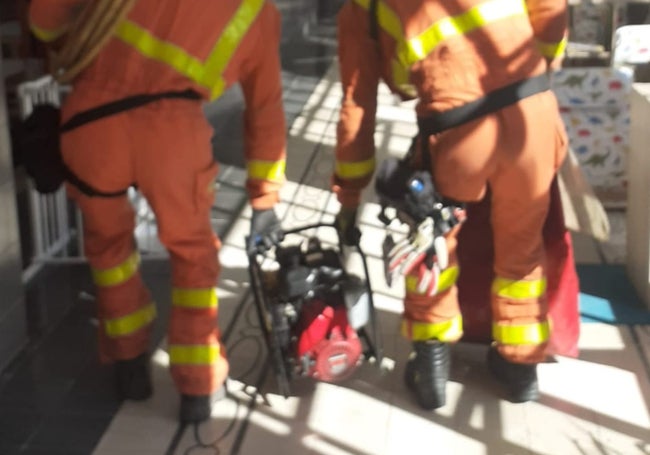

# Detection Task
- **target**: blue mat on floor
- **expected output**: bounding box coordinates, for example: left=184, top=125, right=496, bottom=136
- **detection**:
left=577, top=264, right=650, bottom=324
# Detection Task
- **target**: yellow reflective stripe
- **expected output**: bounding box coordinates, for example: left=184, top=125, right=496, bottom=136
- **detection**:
left=492, top=276, right=547, bottom=300
left=405, top=265, right=459, bottom=294
left=92, top=252, right=140, bottom=287
left=391, top=60, right=414, bottom=94
left=401, top=315, right=463, bottom=342
left=116, top=0, right=263, bottom=99
left=104, top=302, right=156, bottom=338
left=374, top=0, right=403, bottom=42
left=405, top=275, right=419, bottom=293
left=247, top=159, right=286, bottom=181
left=536, top=37, right=567, bottom=59
left=353, top=0, right=526, bottom=95
left=400, top=0, right=528, bottom=66
left=30, top=22, right=69, bottom=42
left=335, top=157, right=376, bottom=180
left=353, top=0, right=403, bottom=42
left=492, top=320, right=550, bottom=345
left=352, top=0, right=409, bottom=92
left=437, top=265, right=459, bottom=293
left=172, top=288, right=218, bottom=309
left=204, top=0, right=265, bottom=99
left=115, top=21, right=206, bottom=84
left=169, top=345, right=220, bottom=365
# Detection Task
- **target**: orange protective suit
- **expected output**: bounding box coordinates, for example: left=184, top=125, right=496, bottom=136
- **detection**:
left=333, top=0, right=568, bottom=363
left=30, top=0, right=286, bottom=395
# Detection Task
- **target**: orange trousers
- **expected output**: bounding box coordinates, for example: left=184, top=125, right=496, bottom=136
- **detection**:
left=62, top=93, right=229, bottom=395
left=403, top=91, right=568, bottom=364
left=457, top=178, right=581, bottom=358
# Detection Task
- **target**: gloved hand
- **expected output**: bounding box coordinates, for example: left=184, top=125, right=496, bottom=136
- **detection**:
left=388, top=217, right=445, bottom=274
left=409, top=261, right=442, bottom=297
left=248, top=208, right=283, bottom=253
left=335, top=206, right=361, bottom=246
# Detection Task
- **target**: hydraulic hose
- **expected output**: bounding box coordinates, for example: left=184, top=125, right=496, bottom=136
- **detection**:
left=49, top=0, right=136, bottom=83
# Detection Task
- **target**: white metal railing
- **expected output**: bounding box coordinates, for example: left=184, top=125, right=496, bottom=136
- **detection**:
left=16, top=76, right=163, bottom=283
left=17, top=76, right=79, bottom=283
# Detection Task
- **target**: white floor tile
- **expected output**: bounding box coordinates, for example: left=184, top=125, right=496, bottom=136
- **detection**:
left=383, top=406, right=462, bottom=455
left=578, top=323, right=627, bottom=350
left=305, top=383, right=392, bottom=455
left=539, top=355, right=650, bottom=428
left=525, top=399, right=603, bottom=455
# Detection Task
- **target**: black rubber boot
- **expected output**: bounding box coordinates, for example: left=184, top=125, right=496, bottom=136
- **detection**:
left=115, top=353, right=153, bottom=401
left=179, top=389, right=225, bottom=424
left=180, top=395, right=212, bottom=424
left=487, top=346, right=539, bottom=403
left=404, top=341, right=450, bottom=410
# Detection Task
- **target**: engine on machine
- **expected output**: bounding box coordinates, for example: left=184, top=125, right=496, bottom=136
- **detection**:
left=261, top=237, right=371, bottom=383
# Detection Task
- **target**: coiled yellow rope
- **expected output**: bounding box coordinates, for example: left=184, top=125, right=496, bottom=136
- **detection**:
left=49, top=0, right=136, bottom=83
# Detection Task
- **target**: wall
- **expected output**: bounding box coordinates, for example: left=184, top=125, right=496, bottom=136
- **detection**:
left=0, top=49, right=27, bottom=371
left=627, top=83, right=650, bottom=310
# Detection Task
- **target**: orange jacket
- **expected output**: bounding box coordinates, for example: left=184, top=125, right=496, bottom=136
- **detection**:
left=332, top=0, right=568, bottom=208
left=30, top=0, right=286, bottom=209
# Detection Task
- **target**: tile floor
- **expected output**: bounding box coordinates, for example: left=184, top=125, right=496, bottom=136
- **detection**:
left=90, top=64, right=650, bottom=455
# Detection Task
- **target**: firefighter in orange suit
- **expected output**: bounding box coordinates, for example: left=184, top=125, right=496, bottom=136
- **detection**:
left=30, top=0, right=286, bottom=422
left=333, top=0, right=568, bottom=408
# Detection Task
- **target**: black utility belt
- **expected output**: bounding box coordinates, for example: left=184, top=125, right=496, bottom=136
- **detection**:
left=417, top=74, right=550, bottom=137
left=62, top=89, right=202, bottom=197
left=61, top=89, right=202, bottom=133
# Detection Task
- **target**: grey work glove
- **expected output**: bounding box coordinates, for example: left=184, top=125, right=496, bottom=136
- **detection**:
left=248, top=208, right=283, bottom=253
left=335, top=206, right=361, bottom=246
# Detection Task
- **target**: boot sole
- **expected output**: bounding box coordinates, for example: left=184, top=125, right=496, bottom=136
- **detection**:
left=404, top=360, right=446, bottom=410
left=487, top=348, right=539, bottom=404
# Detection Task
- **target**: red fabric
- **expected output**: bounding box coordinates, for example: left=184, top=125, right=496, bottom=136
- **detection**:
left=457, top=178, right=580, bottom=358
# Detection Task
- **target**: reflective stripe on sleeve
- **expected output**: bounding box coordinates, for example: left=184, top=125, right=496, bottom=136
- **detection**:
left=247, top=159, right=286, bottom=181
left=335, top=157, right=376, bottom=180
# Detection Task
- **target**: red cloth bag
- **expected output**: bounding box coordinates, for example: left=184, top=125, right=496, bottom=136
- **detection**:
left=456, top=178, right=580, bottom=357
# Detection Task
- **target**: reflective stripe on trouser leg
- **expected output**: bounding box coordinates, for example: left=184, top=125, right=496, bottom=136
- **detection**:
left=491, top=275, right=550, bottom=363
left=169, top=287, right=228, bottom=395
left=132, top=120, right=227, bottom=395
left=401, top=315, right=463, bottom=342
left=93, top=253, right=155, bottom=361
left=402, top=265, right=463, bottom=342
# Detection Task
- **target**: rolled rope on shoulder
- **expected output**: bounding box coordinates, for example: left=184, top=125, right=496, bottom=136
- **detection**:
left=50, top=0, right=136, bottom=83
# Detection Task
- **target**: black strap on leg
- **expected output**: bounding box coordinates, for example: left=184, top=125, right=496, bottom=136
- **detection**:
left=63, top=168, right=129, bottom=198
